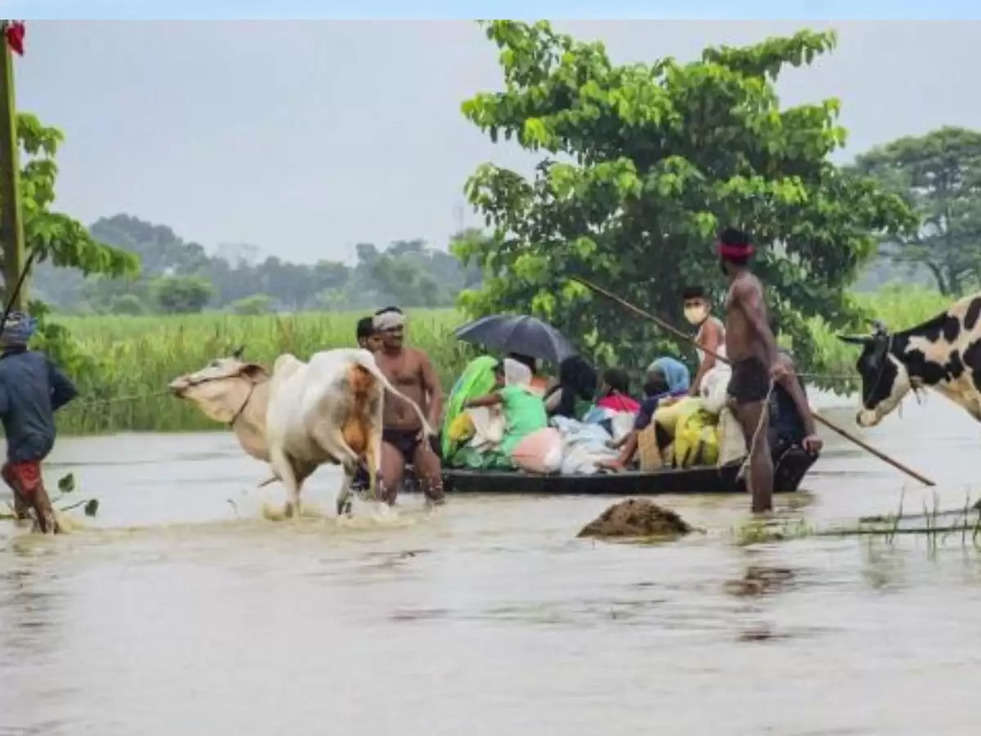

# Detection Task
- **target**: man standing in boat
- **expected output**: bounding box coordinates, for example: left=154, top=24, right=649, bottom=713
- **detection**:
left=372, top=306, right=445, bottom=505
left=718, top=228, right=786, bottom=513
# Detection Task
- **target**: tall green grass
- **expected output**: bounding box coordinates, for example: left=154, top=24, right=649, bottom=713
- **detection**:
left=55, top=308, right=472, bottom=434
left=808, top=286, right=953, bottom=380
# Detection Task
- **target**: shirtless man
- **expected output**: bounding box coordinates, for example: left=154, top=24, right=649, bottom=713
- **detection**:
left=718, top=228, right=786, bottom=513
left=372, top=306, right=445, bottom=505
left=682, top=285, right=725, bottom=396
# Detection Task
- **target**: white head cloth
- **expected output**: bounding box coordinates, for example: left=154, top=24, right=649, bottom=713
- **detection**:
left=373, top=310, right=405, bottom=331
left=503, top=357, right=532, bottom=388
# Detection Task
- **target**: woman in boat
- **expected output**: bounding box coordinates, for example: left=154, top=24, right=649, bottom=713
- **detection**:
left=544, top=355, right=597, bottom=419
left=599, top=357, right=690, bottom=471
left=594, top=368, right=640, bottom=413
left=463, top=358, right=548, bottom=467
left=441, top=355, right=499, bottom=463
left=507, top=352, right=549, bottom=397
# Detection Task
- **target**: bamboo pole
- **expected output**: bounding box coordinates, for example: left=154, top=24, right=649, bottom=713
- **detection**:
left=0, top=29, right=25, bottom=311
left=571, top=275, right=936, bottom=487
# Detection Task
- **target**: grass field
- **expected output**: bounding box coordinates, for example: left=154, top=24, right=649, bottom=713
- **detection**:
left=51, top=286, right=956, bottom=435
left=54, top=308, right=470, bottom=434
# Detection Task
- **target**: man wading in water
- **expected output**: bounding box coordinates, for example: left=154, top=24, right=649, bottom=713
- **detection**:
left=0, top=311, right=77, bottom=532
left=718, top=228, right=786, bottom=513
left=372, top=307, right=445, bottom=505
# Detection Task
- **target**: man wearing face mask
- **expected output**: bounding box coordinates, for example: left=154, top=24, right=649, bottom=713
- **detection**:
left=682, top=286, right=725, bottom=396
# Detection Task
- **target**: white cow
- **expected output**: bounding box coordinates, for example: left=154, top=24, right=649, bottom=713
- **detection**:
left=170, top=347, right=432, bottom=516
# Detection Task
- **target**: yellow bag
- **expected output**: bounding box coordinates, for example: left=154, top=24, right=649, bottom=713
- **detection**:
left=448, top=412, right=476, bottom=444
left=673, top=400, right=720, bottom=468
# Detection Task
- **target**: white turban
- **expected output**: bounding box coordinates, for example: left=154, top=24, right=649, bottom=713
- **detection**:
left=373, top=310, right=405, bottom=331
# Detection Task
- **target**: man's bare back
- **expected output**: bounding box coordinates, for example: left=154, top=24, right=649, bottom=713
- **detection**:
left=725, top=271, right=773, bottom=365
left=717, top=227, right=781, bottom=513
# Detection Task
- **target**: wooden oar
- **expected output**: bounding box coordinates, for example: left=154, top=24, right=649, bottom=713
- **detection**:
left=571, top=275, right=936, bottom=488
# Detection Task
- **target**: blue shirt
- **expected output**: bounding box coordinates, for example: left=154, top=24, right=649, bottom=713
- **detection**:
left=0, top=348, right=77, bottom=462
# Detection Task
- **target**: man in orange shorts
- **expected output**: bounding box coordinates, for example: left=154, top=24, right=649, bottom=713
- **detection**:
left=0, top=311, right=77, bottom=533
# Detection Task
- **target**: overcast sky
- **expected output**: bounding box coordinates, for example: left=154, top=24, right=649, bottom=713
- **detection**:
left=13, top=20, right=981, bottom=263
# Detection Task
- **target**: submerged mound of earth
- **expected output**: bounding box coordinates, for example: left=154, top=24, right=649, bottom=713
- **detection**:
left=578, top=498, right=691, bottom=539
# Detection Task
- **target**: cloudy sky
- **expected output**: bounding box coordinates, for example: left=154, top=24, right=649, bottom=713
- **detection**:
left=12, top=20, right=981, bottom=262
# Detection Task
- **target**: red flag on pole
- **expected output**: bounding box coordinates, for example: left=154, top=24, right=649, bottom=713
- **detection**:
left=5, top=21, right=25, bottom=56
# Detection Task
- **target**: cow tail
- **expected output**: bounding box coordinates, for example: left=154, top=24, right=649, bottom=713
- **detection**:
left=353, top=352, right=436, bottom=437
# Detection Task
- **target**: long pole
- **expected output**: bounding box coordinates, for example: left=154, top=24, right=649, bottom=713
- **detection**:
left=0, top=28, right=25, bottom=311
left=572, top=275, right=936, bottom=487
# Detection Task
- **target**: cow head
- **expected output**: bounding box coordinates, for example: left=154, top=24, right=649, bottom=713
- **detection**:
left=169, top=346, right=270, bottom=424
left=837, top=322, right=911, bottom=427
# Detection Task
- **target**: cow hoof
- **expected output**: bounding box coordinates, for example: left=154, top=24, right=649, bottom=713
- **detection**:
left=337, top=498, right=353, bottom=517
left=283, top=502, right=295, bottom=519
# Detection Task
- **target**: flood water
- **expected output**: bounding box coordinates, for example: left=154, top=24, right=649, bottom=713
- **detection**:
left=2, top=395, right=980, bottom=735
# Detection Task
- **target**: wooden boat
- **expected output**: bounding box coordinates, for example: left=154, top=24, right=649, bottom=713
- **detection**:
left=441, top=447, right=816, bottom=495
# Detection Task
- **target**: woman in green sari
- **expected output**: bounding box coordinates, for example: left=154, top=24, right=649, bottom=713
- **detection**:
left=464, top=358, right=547, bottom=465
left=441, top=355, right=498, bottom=461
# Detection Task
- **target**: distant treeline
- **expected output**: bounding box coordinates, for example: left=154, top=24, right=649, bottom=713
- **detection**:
left=33, top=213, right=484, bottom=314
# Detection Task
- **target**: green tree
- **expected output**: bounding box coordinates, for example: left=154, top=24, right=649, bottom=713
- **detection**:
left=230, top=293, right=273, bottom=315
left=851, top=127, right=981, bottom=296
left=454, top=21, right=913, bottom=373
left=108, top=293, right=145, bottom=315
left=1, top=114, right=139, bottom=382
left=15, top=114, right=137, bottom=280
left=151, top=275, right=214, bottom=313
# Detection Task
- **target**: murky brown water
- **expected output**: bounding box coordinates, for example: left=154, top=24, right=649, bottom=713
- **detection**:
left=2, top=395, right=980, bottom=735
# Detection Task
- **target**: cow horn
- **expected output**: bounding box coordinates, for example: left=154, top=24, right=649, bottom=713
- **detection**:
left=868, top=319, right=889, bottom=335
left=231, top=345, right=245, bottom=359
left=836, top=334, right=871, bottom=345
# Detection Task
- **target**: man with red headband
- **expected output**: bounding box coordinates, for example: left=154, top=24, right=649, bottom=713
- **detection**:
left=718, top=227, right=786, bottom=513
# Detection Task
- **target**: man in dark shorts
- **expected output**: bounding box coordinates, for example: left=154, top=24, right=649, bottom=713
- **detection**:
left=0, top=311, right=77, bottom=533
left=719, top=227, right=787, bottom=512
left=372, top=307, right=445, bottom=505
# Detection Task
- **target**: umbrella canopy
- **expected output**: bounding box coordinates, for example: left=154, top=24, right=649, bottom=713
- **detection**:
left=454, top=314, right=576, bottom=365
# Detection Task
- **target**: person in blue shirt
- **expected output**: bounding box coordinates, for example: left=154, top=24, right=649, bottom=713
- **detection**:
left=0, top=312, right=77, bottom=533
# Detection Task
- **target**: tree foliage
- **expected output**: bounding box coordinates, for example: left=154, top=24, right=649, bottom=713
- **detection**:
left=850, top=126, right=981, bottom=296
left=34, top=214, right=482, bottom=313
left=230, top=293, right=273, bottom=315
left=14, top=113, right=138, bottom=279
left=455, top=21, right=914, bottom=373
left=151, top=275, right=213, bottom=313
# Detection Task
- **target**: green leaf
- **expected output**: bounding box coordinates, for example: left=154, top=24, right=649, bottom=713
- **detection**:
left=58, top=473, right=76, bottom=494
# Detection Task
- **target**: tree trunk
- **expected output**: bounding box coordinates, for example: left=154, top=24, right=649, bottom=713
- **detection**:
left=923, top=261, right=950, bottom=295
left=0, top=36, right=25, bottom=309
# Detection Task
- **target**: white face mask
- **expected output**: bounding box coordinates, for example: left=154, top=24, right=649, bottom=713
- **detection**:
left=684, top=305, right=709, bottom=326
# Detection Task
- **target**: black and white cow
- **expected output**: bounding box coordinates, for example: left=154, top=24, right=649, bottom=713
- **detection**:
left=838, top=293, right=981, bottom=426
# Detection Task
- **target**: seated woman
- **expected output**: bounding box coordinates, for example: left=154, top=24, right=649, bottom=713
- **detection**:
left=544, top=355, right=598, bottom=419
left=599, top=357, right=690, bottom=472
left=441, top=355, right=499, bottom=463
left=507, top=353, right=549, bottom=397
left=594, top=368, right=640, bottom=413
left=463, top=358, right=548, bottom=468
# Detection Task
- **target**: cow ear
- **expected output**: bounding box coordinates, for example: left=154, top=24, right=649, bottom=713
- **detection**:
left=837, top=334, right=870, bottom=346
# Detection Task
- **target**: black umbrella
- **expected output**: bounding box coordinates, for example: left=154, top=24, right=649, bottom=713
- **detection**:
left=454, top=314, right=576, bottom=365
